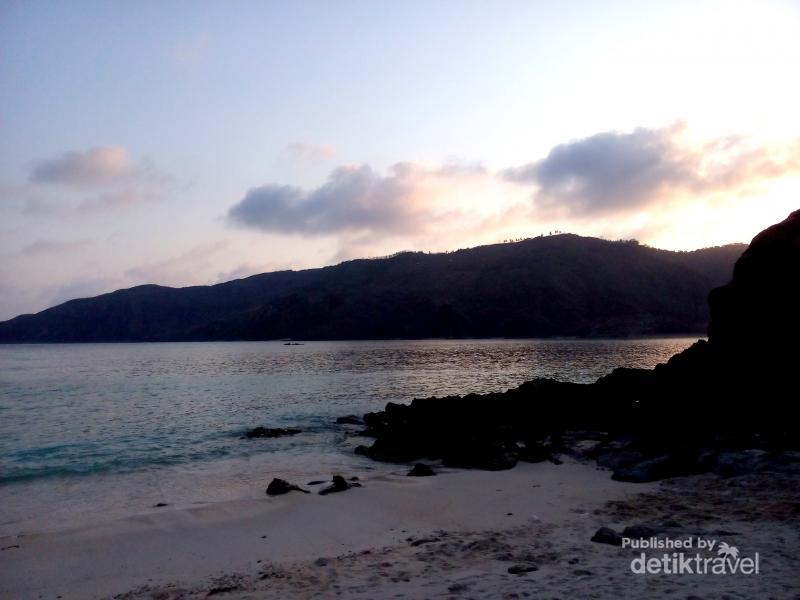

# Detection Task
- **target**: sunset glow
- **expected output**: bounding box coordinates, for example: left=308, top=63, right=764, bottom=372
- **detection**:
left=1, top=0, right=799, bottom=319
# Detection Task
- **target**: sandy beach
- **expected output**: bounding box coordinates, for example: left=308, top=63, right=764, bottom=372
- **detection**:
left=2, top=458, right=797, bottom=599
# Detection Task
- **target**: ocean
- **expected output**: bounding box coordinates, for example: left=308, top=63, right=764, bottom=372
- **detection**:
left=0, top=338, right=696, bottom=535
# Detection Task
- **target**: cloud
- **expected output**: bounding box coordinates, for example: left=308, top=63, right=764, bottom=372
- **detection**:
left=30, top=146, right=169, bottom=189
left=32, top=146, right=131, bottom=186
left=20, top=240, right=90, bottom=257
left=285, top=142, right=336, bottom=161
left=505, top=124, right=800, bottom=215
left=25, top=146, right=172, bottom=214
left=77, top=188, right=160, bottom=213
left=228, top=163, right=452, bottom=236
left=436, top=161, right=488, bottom=177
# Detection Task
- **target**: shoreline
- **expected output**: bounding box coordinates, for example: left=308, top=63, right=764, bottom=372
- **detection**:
left=2, top=459, right=797, bottom=599
left=0, top=334, right=706, bottom=346
left=0, top=461, right=642, bottom=598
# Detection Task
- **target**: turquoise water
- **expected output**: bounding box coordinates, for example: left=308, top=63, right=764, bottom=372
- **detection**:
left=0, top=338, right=700, bottom=534
left=0, top=339, right=696, bottom=486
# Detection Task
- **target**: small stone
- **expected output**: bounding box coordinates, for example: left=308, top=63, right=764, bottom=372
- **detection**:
left=319, top=475, right=352, bottom=495
left=591, top=527, right=622, bottom=546
left=336, top=415, right=364, bottom=425
left=266, top=478, right=309, bottom=496
left=409, top=537, right=439, bottom=547
left=508, top=564, right=538, bottom=574
left=407, top=463, right=435, bottom=477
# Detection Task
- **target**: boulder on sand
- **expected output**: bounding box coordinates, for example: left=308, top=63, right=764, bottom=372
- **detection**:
left=407, top=463, right=436, bottom=477
left=591, top=527, right=622, bottom=546
left=266, top=478, right=310, bottom=496
left=319, top=475, right=361, bottom=495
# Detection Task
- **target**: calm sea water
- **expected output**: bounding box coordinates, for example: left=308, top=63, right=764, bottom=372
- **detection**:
left=0, top=338, right=696, bottom=534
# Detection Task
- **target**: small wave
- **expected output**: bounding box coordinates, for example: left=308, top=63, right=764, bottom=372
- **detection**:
left=0, top=442, right=237, bottom=485
left=0, top=419, right=338, bottom=486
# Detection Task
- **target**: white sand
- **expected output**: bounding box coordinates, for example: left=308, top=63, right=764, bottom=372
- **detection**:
left=1, top=460, right=796, bottom=599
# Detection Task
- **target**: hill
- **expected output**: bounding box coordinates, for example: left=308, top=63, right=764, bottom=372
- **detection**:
left=0, top=235, right=746, bottom=342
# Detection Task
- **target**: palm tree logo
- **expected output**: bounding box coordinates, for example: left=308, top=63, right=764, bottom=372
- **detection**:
left=717, top=542, right=739, bottom=568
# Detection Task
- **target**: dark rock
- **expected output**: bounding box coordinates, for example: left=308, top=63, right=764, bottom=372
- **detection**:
left=442, top=440, right=519, bottom=471
left=350, top=211, right=800, bottom=479
left=266, top=478, right=309, bottom=496
left=266, top=478, right=291, bottom=495
left=708, top=210, right=800, bottom=357
left=307, top=480, right=325, bottom=485
left=518, top=443, right=550, bottom=463
left=357, top=434, right=425, bottom=463
left=245, top=427, right=302, bottom=439
left=407, top=463, right=435, bottom=477
left=409, top=537, right=439, bottom=547
left=336, top=415, right=364, bottom=425
left=319, top=475, right=353, bottom=496
left=153, top=502, right=169, bottom=508
left=591, top=527, right=622, bottom=546
left=507, top=564, right=538, bottom=574
left=208, top=585, right=240, bottom=596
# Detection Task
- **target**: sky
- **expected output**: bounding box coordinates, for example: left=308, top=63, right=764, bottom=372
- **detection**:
left=1, top=0, right=800, bottom=320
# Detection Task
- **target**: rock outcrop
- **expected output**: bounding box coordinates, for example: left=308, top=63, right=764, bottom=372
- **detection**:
left=356, top=210, right=800, bottom=479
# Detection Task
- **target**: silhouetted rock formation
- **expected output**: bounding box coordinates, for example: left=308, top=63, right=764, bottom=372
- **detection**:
left=357, top=210, right=800, bottom=479
left=709, top=209, right=800, bottom=356
left=0, top=235, right=744, bottom=342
